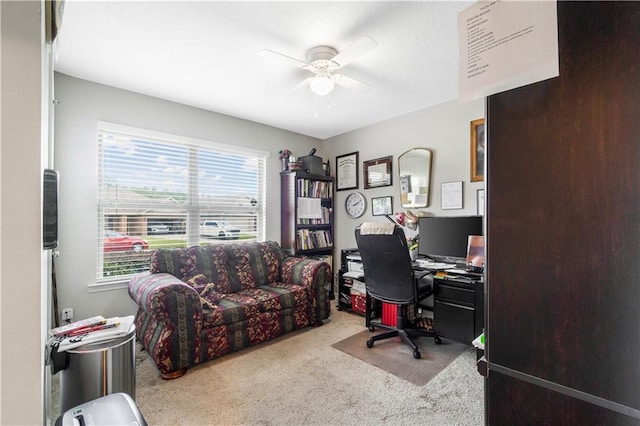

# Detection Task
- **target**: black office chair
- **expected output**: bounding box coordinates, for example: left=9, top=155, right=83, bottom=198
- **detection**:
left=355, top=222, right=440, bottom=359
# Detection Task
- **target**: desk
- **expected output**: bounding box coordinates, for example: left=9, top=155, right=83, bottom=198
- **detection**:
left=337, top=249, right=484, bottom=346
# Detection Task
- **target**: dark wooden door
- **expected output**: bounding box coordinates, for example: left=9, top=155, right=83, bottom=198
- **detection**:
left=485, top=2, right=640, bottom=424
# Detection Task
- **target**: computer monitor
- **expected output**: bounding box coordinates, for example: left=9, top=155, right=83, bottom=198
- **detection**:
left=418, top=216, right=483, bottom=264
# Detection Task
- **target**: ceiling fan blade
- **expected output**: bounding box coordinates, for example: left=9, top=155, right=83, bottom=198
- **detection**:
left=260, top=49, right=309, bottom=69
left=334, top=73, right=373, bottom=90
left=284, top=76, right=313, bottom=97
left=331, top=36, right=377, bottom=69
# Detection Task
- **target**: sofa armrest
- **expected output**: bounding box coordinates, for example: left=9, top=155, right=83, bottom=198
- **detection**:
left=128, top=271, right=203, bottom=375
left=281, top=257, right=331, bottom=324
left=129, top=271, right=203, bottom=321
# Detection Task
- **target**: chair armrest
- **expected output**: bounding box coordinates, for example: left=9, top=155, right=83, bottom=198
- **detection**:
left=281, top=257, right=331, bottom=323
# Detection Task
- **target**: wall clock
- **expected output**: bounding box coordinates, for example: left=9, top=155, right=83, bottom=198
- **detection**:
left=345, top=192, right=366, bottom=218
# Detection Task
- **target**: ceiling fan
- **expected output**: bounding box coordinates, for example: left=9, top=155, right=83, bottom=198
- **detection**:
left=260, top=35, right=377, bottom=96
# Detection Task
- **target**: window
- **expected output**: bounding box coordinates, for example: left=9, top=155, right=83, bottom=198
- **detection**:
left=97, top=122, right=267, bottom=283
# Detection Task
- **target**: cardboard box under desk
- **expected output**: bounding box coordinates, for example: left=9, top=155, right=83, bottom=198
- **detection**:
left=348, top=277, right=366, bottom=314
left=350, top=293, right=367, bottom=314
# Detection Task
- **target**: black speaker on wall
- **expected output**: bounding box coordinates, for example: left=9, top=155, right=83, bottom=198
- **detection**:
left=43, top=169, right=59, bottom=250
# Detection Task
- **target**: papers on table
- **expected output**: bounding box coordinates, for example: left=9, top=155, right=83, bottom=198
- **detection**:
left=50, top=315, right=135, bottom=352
left=50, top=315, right=106, bottom=337
left=414, top=259, right=456, bottom=270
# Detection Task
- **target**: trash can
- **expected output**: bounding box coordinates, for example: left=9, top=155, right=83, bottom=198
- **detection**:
left=59, top=325, right=136, bottom=413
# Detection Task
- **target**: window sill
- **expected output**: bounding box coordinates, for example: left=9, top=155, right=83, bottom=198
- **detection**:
left=89, top=279, right=129, bottom=293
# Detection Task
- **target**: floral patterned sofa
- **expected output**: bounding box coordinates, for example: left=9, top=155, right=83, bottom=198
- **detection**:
left=128, top=241, right=331, bottom=379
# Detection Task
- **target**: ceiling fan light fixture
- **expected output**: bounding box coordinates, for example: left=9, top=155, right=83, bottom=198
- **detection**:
left=310, top=74, right=335, bottom=96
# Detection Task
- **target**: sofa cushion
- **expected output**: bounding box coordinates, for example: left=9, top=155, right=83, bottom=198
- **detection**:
left=149, top=247, right=201, bottom=281
left=201, top=283, right=307, bottom=328
left=221, top=242, right=284, bottom=290
left=150, top=241, right=286, bottom=294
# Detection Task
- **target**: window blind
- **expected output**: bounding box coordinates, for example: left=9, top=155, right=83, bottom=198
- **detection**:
left=96, top=122, right=267, bottom=283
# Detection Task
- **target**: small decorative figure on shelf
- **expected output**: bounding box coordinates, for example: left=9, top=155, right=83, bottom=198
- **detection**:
left=279, top=149, right=292, bottom=171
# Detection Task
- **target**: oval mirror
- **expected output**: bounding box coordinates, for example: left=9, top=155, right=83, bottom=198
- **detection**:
left=398, top=148, right=432, bottom=208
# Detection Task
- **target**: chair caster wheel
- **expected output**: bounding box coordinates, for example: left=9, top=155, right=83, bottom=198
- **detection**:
left=366, top=339, right=374, bottom=348
left=413, top=350, right=421, bottom=359
left=434, top=336, right=442, bottom=344
left=368, top=326, right=375, bottom=332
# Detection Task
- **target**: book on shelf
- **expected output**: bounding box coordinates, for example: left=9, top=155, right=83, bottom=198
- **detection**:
left=296, top=178, right=333, bottom=199
left=296, top=229, right=333, bottom=251
left=297, top=206, right=332, bottom=225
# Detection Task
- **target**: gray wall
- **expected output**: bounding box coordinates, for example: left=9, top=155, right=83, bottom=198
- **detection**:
left=54, top=73, right=322, bottom=321
left=54, top=72, right=484, bottom=323
left=324, top=98, right=485, bottom=269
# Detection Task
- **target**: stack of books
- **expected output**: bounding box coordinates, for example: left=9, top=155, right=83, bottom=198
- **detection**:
left=49, top=315, right=135, bottom=352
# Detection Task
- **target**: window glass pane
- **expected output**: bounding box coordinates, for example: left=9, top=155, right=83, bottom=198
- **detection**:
left=97, top=124, right=266, bottom=283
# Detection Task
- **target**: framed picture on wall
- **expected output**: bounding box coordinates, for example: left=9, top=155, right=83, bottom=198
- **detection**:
left=371, top=196, right=393, bottom=216
left=471, top=118, right=485, bottom=182
left=335, top=152, right=359, bottom=191
left=363, top=156, right=392, bottom=189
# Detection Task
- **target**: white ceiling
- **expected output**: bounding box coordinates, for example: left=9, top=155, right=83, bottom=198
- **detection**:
left=54, top=1, right=472, bottom=140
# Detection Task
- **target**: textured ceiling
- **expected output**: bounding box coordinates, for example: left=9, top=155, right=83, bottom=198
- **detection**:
left=54, top=1, right=472, bottom=139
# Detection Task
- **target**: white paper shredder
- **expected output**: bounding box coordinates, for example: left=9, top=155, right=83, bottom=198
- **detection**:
left=59, top=393, right=147, bottom=426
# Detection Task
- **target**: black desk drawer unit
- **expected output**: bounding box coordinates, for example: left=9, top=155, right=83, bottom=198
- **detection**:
left=435, top=300, right=475, bottom=344
left=434, top=275, right=483, bottom=345
left=436, top=282, right=475, bottom=305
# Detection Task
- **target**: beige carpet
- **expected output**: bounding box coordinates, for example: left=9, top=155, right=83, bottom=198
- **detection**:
left=133, top=309, right=484, bottom=425
left=331, top=329, right=468, bottom=386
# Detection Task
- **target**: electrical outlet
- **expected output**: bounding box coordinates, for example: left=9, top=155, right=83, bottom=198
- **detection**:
left=62, top=308, right=73, bottom=322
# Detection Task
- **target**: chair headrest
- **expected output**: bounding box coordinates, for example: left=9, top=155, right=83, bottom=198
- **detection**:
left=359, top=222, right=395, bottom=235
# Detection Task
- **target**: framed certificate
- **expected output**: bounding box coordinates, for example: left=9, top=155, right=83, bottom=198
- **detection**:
left=336, top=152, right=359, bottom=191
left=363, top=156, right=392, bottom=189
